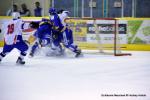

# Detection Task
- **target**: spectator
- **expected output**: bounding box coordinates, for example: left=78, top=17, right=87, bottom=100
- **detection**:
left=34, top=2, right=42, bottom=17
left=6, top=4, right=18, bottom=16
left=20, top=3, right=30, bottom=17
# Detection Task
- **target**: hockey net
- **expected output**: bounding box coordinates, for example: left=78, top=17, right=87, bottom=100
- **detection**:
left=65, top=18, right=131, bottom=56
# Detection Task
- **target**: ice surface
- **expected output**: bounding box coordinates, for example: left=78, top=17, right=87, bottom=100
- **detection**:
left=0, top=48, right=150, bottom=100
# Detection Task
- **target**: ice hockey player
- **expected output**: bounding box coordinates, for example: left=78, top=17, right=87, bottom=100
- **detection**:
left=0, top=12, right=29, bottom=65
left=49, top=8, right=82, bottom=57
left=28, top=18, right=53, bottom=57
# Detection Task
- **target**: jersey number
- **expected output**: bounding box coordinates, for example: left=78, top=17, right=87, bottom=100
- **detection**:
left=7, top=24, right=14, bottom=34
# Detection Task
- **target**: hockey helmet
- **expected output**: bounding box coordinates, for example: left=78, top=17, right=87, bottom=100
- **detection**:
left=57, top=9, right=64, bottom=14
left=63, top=10, right=70, bottom=14
left=12, top=12, right=20, bottom=19
left=61, top=10, right=70, bottom=18
left=57, top=9, right=70, bottom=14
left=49, top=7, right=56, bottom=15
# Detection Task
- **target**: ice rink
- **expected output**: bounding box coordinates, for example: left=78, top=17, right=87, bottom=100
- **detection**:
left=0, top=48, right=150, bottom=100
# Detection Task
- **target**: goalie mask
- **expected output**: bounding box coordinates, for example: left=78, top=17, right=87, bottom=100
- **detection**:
left=58, top=10, right=70, bottom=22
left=12, top=12, right=20, bottom=19
left=61, top=11, right=69, bottom=18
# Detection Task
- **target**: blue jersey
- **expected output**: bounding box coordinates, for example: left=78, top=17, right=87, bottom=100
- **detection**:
left=30, top=21, right=53, bottom=55
left=34, top=22, right=52, bottom=39
left=50, top=14, right=64, bottom=32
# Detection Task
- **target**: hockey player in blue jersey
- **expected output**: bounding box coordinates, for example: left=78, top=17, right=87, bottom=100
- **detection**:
left=0, top=12, right=29, bottom=64
left=49, top=8, right=82, bottom=57
left=29, top=18, right=53, bottom=57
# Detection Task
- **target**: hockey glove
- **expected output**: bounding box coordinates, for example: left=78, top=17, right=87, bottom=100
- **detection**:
left=29, top=22, right=39, bottom=29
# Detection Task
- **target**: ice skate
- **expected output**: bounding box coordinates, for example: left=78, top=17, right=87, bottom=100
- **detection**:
left=75, top=49, right=83, bottom=57
left=16, top=57, right=25, bottom=65
left=29, top=52, right=34, bottom=58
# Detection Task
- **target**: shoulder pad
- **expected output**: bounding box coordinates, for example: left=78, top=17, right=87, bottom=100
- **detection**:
left=39, top=21, right=51, bottom=26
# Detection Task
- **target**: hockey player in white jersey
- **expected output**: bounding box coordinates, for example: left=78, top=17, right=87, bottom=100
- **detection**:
left=58, top=9, right=82, bottom=57
left=0, top=12, right=29, bottom=65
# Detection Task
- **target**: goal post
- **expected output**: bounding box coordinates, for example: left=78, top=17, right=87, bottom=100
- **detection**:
left=65, top=17, right=131, bottom=56
left=114, top=18, right=131, bottom=56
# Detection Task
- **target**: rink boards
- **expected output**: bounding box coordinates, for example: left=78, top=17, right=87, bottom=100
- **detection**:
left=0, top=16, right=150, bottom=51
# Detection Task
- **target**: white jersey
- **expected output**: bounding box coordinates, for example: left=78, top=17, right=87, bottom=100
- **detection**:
left=58, top=11, right=69, bottom=26
left=3, top=19, right=29, bottom=45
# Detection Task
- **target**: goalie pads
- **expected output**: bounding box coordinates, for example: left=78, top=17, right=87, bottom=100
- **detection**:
left=28, top=35, right=36, bottom=45
left=29, top=22, right=39, bottom=29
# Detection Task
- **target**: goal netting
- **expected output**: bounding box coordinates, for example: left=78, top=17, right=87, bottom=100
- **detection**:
left=65, top=18, right=131, bottom=56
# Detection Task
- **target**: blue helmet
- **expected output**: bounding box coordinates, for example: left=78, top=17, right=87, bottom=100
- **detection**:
left=49, top=7, right=56, bottom=15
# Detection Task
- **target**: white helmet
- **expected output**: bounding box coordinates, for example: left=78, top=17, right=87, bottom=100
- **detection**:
left=12, top=12, right=20, bottom=19
left=61, top=11, right=70, bottom=19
